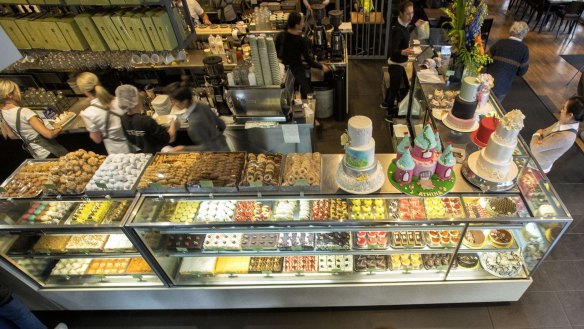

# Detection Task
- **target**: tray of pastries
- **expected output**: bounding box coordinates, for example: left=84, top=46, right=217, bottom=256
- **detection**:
left=479, top=251, right=523, bottom=278
left=44, top=150, right=106, bottom=195
left=348, top=198, right=386, bottom=221
left=196, top=201, right=236, bottom=222
left=280, top=153, right=321, bottom=191
left=167, top=234, right=206, bottom=252
left=353, top=231, right=388, bottom=249
left=103, top=234, right=135, bottom=252
left=318, top=255, right=353, bottom=272
left=486, top=229, right=515, bottom=249
left=463, top=196, right=530, bottom=218
left=86, top=258, right=131, bottom=275
left=65, top=201, right=113, bottom=225
left=19, top=201, right=75, bottom=225
left=354, top=255, right=388, bottom=272
left=215, top=256, right=251, bottom=274
left=241, top=233, right=278, bottom=250
left=457, top=253, right=480, bottom=269
left=102, top=200, right=132, bottom=224
left=316, top=232, right=351, bottom=251
left=311, top=199, right=348, bottom=221
left=426, top=230, right=461, bottom=248
left=65, top=234, right=108, bottom=252
left=16, top=258, right=53, bottom=278
left=272, top=200, right=311, bottom=221
left=239, top=153, right=283, bottom=191
left=389, top=254, right=422, bottom=271
left=133, top=198, right=165, bottom=223
left=125, top=258, right=154, bottom=274
left=234, top=201, right=272, bottom=222
left=424, top=197, right=465, bottom=219
left=138, top=153, right=198, bottom=193
left=390, top=231, right=425, bottom=249
left=33, top=235, right=71, bottom=253
left=85, top=153, right=152, bottom=196
left=428, top=89, right=458, bottom=120
left=51, top=259, right=92, bottom=276
left=0, top=160, right=57, bottom=199
left=422, top=254, right=454, bottom=270
left=179, top=257, right=217, bottom=276
left=204, top=233, right=242, bottom=251
left=278, top=233, right=315, bottom=251
left=249, top=257, right=283, bottom=273
left=462, top=230, right=487, bottom=249
left=387, top=198, right=426, bottom=220
left=283, top=256, right=317, bottom=272
left=187, top=152, right=245, bottom=192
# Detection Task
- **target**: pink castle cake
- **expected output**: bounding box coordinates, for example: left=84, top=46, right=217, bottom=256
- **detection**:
left=394, top=146, right=415, bottom=183
left=435, top=144, right=456, bottom=180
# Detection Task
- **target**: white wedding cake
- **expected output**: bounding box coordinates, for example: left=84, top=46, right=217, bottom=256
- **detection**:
left=336, top=115, right=384, bottom=194
left=469, top=109, right=525, bottom=182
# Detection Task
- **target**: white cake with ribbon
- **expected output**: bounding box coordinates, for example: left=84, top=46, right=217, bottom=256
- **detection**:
left=336, top=115, right=384, bottom=194
left=469, top=109, right=525, bottom=182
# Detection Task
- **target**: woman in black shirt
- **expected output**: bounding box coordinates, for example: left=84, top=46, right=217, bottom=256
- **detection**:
left=275, top=12, right=330, bottom=99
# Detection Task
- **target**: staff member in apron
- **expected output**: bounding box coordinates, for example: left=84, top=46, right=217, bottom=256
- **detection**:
left=530, top=96, right=584, bottom=173
left=0, top=79, right=67, bottom=159
left=303, top=0, right=329, bottom=17
left=76, top=72, right=133, bottom=154
left=275, top=12, right=330, bottom=99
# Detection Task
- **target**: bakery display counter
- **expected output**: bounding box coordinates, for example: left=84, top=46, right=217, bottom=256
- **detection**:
left=0, top=198, right=164, bottom=288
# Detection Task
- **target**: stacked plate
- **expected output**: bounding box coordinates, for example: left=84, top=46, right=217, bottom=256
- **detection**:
left=248, top=35, right=265, bottom=86
left=257, top=36, right=273, bottom=86
left=266, top=37, right=282, bottom=85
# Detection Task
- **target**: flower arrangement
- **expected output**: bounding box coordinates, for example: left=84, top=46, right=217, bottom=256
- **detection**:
left=442, top=0, right=492, bottom=75
left=477, top=73, right=494, bottom=92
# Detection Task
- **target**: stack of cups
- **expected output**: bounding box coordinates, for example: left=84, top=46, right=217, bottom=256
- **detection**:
left=257, top=35, right=273, bottom=85
left=151, top=95, right=172, bottom=116
left=248, top=35, right=265, bottom=86
left=265, top=37, right=282, bottom=85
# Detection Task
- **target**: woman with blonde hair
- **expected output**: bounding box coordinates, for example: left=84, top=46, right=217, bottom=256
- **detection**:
left=76, top=72, right=132, bottom=154
left=0, top=79, right=67, bottom=159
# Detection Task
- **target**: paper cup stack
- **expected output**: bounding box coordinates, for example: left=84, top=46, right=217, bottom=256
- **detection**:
left=257, top=35, right=273, bottom=86
left=266, top=37, right=282, bottom=85
left=248, top=35, right=265, bottom=86
left=151, top=95, right=171, bottom=116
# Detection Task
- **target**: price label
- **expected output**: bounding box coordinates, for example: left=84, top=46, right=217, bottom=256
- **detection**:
left=367, top=267, right=376, bottom=275
left=367, top=245, right=379, bottom=250
left=133, top=274, right=144, bottom=281
left=95, top=182, right=108, bottom=190
left=262, top=270, right=273, bottom=277
left=252, top=246, right=264, bottom=252
left=402, top=266, right=412, bottom=274
left=149, top=182, right=163, bottom=190
left=227, top=272, right=237, bottom=278
left=294, top=179, right=309, bottom=186
left=199, top=180, right=214, bottom=188
left=290, top=245, right=303, bottom=251
left=0, top=186, right=6, bottom=193
left=249, top=181, right=263, bottom=188
left=190, top=271, right=203, bottom=278
left=331, top=268, right=342, bottom=275
left=176, top=247, right=188, bottom=253
left=295, top=270, right=305, bottom=276
left=436, top=265, right=448, bottom=273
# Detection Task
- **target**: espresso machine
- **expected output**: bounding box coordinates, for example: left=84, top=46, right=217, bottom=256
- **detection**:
left=329, top=10, right=344, bottom=61
left=203, top=56, right=230, bottom=115
left=311, top=4, right=328, bottom=60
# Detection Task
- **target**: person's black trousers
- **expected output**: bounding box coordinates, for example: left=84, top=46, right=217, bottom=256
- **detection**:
left=384, top=64, right=409, bottom=117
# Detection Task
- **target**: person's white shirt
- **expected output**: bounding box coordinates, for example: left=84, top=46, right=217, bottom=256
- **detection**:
left=2, top=107, right=50, bottom=158
left=80, top=98, right=132, bottom=154
left=183, top=0, right=206, bottom=24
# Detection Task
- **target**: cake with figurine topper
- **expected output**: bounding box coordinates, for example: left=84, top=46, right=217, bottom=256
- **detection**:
left=336, top=116, right=385, bottom=194
left=388, top=122, right=456, bottom=196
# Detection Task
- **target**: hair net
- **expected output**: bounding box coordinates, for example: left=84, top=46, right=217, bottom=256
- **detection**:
left=116, top=84, right=139, bottom=111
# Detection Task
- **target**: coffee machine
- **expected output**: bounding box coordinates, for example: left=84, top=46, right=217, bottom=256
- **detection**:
left=329, top=10, right=343, bottom=61
left=311, top=4, right=328, bottom=60
left=203, top=56, right=230, bottom=115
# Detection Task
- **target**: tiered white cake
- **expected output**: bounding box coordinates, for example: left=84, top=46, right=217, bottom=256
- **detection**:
left=469, top=109, right=525, bottom=182
left=344, top=116, right=376, bottom=170
left=336, top=115, right=385, bottom=194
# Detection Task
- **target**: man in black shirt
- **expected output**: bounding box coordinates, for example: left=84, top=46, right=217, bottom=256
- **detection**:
left=116, top=85, right=178, bottom=154
left=275, top=12, right=330, bottom=99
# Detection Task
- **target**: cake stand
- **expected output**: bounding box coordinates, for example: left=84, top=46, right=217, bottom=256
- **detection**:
left=441, top=112, right=479, bottom=133
left=461, top=151, right=519, bottom=192
left=336, top=160, right=385, bottom=195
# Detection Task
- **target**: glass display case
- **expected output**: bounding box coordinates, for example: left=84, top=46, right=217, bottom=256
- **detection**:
left=0, top=198, right=164, bottom=288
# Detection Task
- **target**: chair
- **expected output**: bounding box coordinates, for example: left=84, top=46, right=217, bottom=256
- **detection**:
left=480, top=18, right=494, bottom=48
left=436, top=15, right=452, bottom=30
left=550, top=1, right=584, bottom=39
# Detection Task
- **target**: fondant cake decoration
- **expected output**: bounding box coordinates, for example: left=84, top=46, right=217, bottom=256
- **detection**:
left=396, top=132, right=411, bottom=159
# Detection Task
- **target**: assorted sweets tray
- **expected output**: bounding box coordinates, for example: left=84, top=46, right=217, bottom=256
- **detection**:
left=239, top=153, right=283, bottom=191
left=137, top=153, right=198, bottom=193
left=0, top=160, right=57, bottom=199
left=426, top=230, right=461, bottom=248
left=85, top=153, right=152, bottom=196
left=13, top=234, right=138, bottom=254
left=348, top=198, right=387, bottom=221
left=424, top=197, right=465, bottom=219
left=280, top=153, right=322, bottom=191
left=44, top=150, right=106, bottom=196
left=386, top=198, right=426, bottom=220
left=187, top=152, right=246, bottom=193
left=463, top=196, right=531, bottom=218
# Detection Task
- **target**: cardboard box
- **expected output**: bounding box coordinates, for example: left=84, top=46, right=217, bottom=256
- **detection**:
left=57, top=17, right=89, bottom=51
left=42, top=17, right=71, bottom=50
left=151, top=9, right=178, bottom=50
left=91, top=13, right=120, bottom=50
left=124, top=12, right=153, bottom=51
left=103, top=12, right=128, bottom=50
left=113, top=11, right=140, bottom=50
left=80, top=0, right=110, bottom=5
left=74, top=13, right=108, bottom=51
left=0, top=17, right=31, bottom=49
left=141, top=10, right=164, bottom=51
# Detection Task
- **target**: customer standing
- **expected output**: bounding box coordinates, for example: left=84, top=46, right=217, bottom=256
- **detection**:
left=116, top=84, right=179, bottom=153
left=76, top=72, right=133, bottom=154
left=167, top=81, right=229, bottom=151
left=0, top=284, right=67, bottom=329
left=530, top=96, right=584, bottom=173
left=275, top=12, right=330, bottom=99
left=485, top=21, right=530, bottom=102
left=0, top=80, right=67, bottom=159
left=379, top=1, right=424, bottom=122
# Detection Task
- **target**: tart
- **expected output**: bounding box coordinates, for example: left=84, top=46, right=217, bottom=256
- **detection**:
left=487, top=197, right=517, bottom=216
left=545, top=227, right=561, bottom=243
left=462, top=230, right=486, bottom=249
left=457, top=253, right=479, bottom=269
left=488, top=229, right=514, bottom=248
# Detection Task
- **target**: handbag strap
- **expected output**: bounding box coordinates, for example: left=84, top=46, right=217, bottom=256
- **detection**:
left=93, top=103, right=124, bottom=141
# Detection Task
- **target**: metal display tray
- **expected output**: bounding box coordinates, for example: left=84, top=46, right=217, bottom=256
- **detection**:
left=238, top=153, right=284, bottom=192
left=186, top=152, right=246, bottom=193
left=279, top=154, right=322, bottom=192
left=0, top=159, right=57, bottom=199
left=85, top=154, right=153, bottom=197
